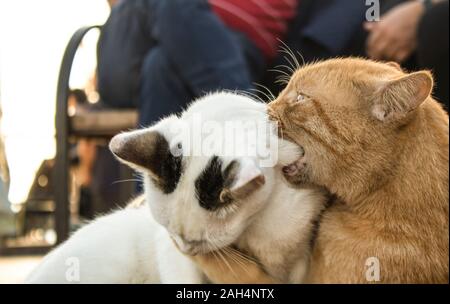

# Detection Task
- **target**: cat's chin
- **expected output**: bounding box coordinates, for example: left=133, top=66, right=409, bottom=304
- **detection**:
left=181, top=245, right=209, bottom=256
left=188, top=241, right=232, bottom=256
left=171, top=237, right=227, bottom=256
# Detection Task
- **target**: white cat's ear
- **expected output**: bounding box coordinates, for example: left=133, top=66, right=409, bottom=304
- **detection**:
left=109, top=129, right=182, bottom=193
left=372, top=71, right=433, bottom=121
left=220, top=158, right=265, bottom=203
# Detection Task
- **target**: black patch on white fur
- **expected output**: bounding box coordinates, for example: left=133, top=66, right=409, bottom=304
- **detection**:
left=149, top=135, right=183, bottom=194
left=195, top=156, right=237, bottom=211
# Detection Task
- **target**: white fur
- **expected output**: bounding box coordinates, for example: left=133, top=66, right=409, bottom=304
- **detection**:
left=26, top=204, right=204, bottom=284
left=26, top=92, right=325, bottom=283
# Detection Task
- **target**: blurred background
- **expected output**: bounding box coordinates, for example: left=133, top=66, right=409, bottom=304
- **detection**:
left=0, top=0, right=110, bottom=283
left=0, top=0, right=448, bottom=283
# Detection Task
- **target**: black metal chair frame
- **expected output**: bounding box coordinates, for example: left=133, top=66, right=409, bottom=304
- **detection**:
left=54, top=25, right=102, bottom=244
left=0, top=25, right=101, bottom=255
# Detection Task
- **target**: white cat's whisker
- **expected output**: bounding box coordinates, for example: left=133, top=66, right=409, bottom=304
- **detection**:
left=205, top=236, right=242, bottom=278
left=218, top=251, right=239, bottom=279
left=111, top=178, right=141, bottom=185
left=222, top=249, right=251, bottom=276
left=227, top=247, right=258, bottom=264
left=222, top=247, right=254, bottom=275
left=211, top=250, right=226, bottom=273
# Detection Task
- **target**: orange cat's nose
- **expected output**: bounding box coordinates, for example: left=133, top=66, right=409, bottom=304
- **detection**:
left=267, top=106, right=282, bottom=122
left=268, top=107, right=286, bottom=137
left=267, top=108, right=276, bottom=121
left=268, top=98, right=286, bottom=116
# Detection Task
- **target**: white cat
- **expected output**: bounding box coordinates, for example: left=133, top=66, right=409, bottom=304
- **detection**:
left=26, top=92, right=326, bottom=284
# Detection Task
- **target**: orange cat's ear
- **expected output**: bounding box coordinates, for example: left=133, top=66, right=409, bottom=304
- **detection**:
left=372, top=71, right=433, bottom=121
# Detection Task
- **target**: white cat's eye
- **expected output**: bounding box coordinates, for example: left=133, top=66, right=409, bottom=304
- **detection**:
left=171, top=142, right=183, bottom=157
left=296, top=93, right=308, bottom=103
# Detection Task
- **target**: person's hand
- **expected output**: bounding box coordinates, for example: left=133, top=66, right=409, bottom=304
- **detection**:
left=77, top=139, right=97, bottom=186
left=364, top=1, right=425, bottom=63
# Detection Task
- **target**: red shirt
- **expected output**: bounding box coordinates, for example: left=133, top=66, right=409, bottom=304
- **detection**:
left=209, top=0, right=299, bottom=60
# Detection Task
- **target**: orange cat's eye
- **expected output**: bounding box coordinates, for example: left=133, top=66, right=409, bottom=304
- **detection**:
left=296, top=93, right=309, bottom=103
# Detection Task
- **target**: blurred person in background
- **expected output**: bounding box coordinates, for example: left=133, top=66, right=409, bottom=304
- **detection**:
left=99, top=0, right=448, bottom=120
left=67, top=90, right=97, bottom=219
left=98, top=0, right=383, bottom=124
left=68, top=89, right=126, bottom=220
left=265, top=0, right=448, bottom=111
left=263, top=0, right=368, bottom=93
left=351, top=0, right=449, bottom=108
left=97, top=0, right=300, bottom=126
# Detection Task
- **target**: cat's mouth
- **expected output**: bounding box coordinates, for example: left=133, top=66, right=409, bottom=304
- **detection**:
left=282, top=148, right=306, bottom=177
left=283, top=161, right=302, bottom=177
left=171, top=236, right=216, bottom=256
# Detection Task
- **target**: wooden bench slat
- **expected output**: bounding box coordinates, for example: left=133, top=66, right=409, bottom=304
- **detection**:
left=69, top=109, right=138, bottom=137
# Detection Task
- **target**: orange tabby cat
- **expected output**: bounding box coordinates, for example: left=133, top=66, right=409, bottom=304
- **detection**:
left=192, top=58, right=449, bottom=283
